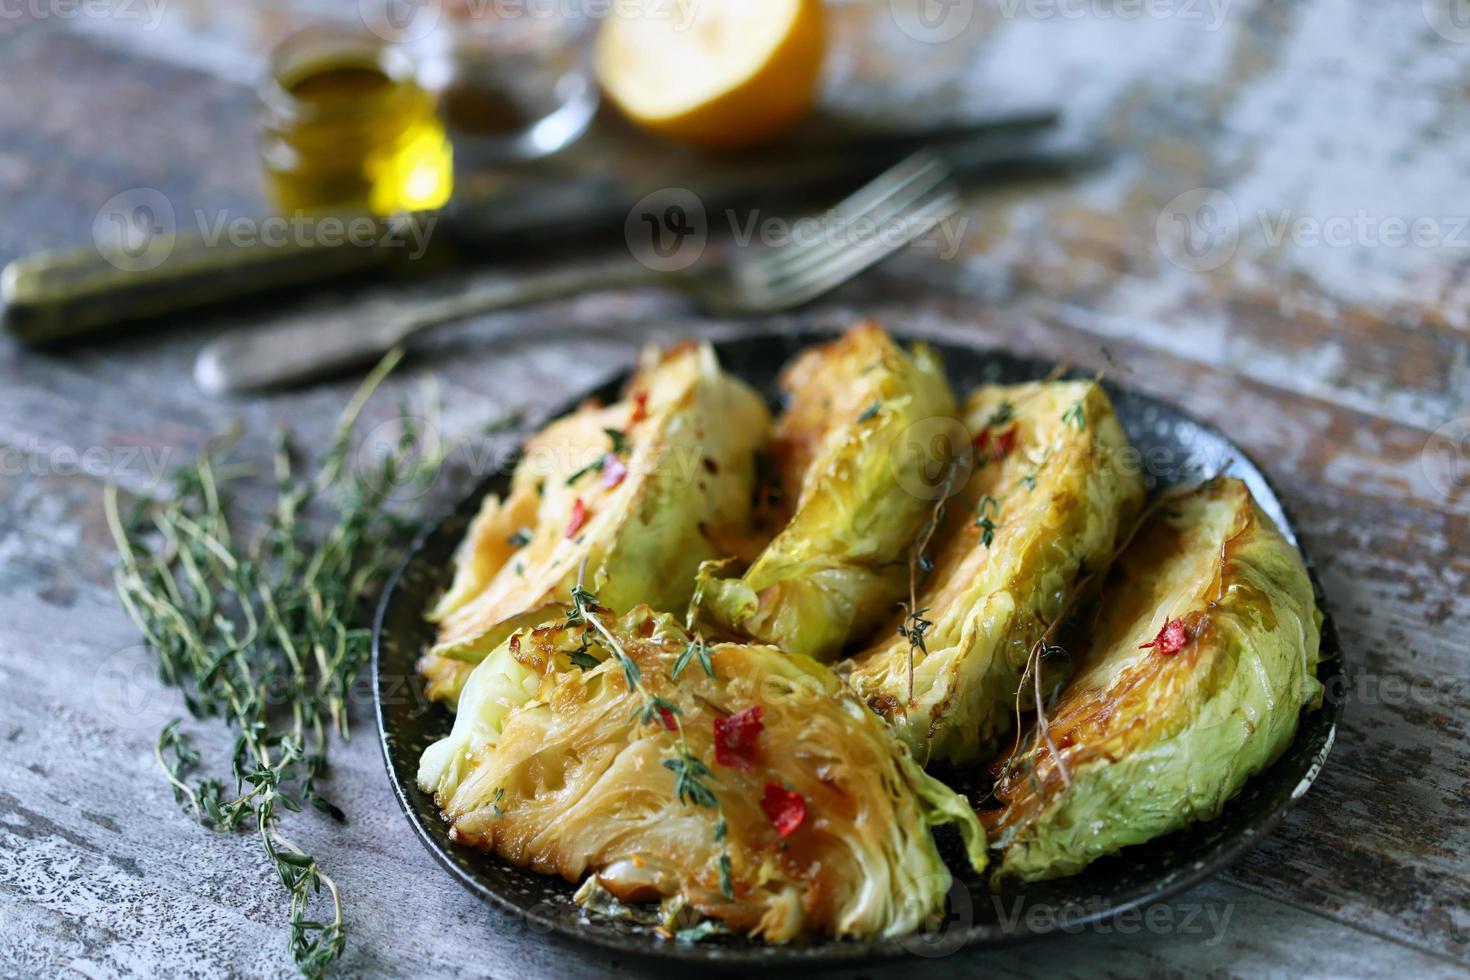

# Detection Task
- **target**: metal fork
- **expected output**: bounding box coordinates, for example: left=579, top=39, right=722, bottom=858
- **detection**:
left=195, top=151, right=961, bottom=395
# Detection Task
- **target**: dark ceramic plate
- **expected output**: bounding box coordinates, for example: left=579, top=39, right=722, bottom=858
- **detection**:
left=372, top=331, right=1343, bottom=965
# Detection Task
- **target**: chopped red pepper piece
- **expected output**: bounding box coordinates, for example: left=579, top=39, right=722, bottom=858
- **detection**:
left=566, top=498, right=588, bottom=539
left=973, top=425, right=1018, bottom=462
left=600, top=453, right=628, bottom=489
left=1139, top=618, right=1189, bottom=655
left=993, top=427, right=1018, bottom=459
left=658, top=706, right=678, bottom=731
left=760, top=782, right=806, bottom=838
left=630, top=391, right=649, bottom=425
left=713, top=705, right=763, bottom=771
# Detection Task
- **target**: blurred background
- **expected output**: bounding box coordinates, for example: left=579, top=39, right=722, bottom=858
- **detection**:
left=1, top=1, right=1467, bottom=978
left=3, top=0, right=1467, bottom=422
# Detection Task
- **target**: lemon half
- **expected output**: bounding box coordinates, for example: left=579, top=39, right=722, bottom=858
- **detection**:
left=596, top=0, right=826, bottom=150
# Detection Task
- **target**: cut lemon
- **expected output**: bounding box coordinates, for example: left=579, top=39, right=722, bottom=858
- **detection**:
left=596, top=0, right=826, bottom=150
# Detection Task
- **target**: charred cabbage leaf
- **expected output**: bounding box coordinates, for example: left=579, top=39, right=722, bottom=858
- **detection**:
left=419, top=603, right=986, bottom=942
left=419, top=343, right=770, bottom=705
left=983, top=477, right=1324, bottom=881
left=845, top=380, right=1146, bottom=766
left=695, top=323, right=958, bottom=661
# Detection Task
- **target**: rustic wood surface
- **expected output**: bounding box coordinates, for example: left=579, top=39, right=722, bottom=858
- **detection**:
left=1, top=1, right=1467, bottom=977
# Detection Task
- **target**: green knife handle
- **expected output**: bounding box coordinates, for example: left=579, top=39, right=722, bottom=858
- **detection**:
left=0, top=213, right=436, bottom=345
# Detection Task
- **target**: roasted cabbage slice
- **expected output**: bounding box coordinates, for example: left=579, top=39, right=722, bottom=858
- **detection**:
left=845, top=380, right=1146, bottom=766
left=983, top=477, right=1323, bottom=881
left=695, top=323, right=958, bottom=661
left=419, top=342, right=770, bottom=705
left=419, top=602, right=986, bottom=942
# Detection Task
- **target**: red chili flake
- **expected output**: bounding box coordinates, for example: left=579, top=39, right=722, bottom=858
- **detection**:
left=566, top=498, right=588, bottom=539
left=600, top=453, right=628, bottom=489
left=630, top=391, right=650, bottom=425
left=658, top=706, right=678, bottom=731
left=713, top=705, right=763, bottom=771
left=760, top=783, right=806, bottom=838
left=972, top=425, right=1017, bottom=461
left=992, top=427, right=1018, bottom=460
left=1139, top=618, right=1189, bottom=655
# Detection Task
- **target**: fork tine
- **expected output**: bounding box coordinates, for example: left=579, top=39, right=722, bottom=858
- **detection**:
left=761, top=181, right=949, bottom=287
left=748, top=151, right=952, bottom=278
left=752, top=188, right=960, bottom=311
left=803, top=149, right=949, bottom=231
left=759, top=163, right=953, bottom=284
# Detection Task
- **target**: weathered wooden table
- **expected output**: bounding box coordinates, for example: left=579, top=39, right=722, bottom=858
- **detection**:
left=2, top=2, right=1466, bottom=977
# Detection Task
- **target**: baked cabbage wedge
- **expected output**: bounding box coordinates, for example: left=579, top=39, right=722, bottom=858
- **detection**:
left=694, top=322, right=958, bottom=661
left=983, top=477, right=1324, bottom=881
left=419, top=342, right=769, bottom=706
left=845, top=380, right=1146, bottom=767
left=418, top=601, right=987, bottom=942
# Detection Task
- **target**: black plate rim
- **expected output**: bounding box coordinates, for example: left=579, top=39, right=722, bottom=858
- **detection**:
left=371, top=329, right=1345, bottom=965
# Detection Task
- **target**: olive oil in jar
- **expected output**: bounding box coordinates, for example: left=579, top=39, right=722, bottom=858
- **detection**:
left=259, top=28, right=452, bottom=215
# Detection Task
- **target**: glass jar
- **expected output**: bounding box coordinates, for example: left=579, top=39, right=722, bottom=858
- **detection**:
left=259, top=26, right=453, bottom=216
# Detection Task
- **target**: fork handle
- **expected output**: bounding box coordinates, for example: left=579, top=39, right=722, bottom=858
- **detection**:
left=194, top=259, right=654, bottom=395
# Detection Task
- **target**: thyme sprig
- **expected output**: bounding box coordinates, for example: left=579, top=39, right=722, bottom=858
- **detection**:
left=568, top=562, right=733, bottom=898
left=106, top=349, right=446, bottom=978
left=565, top=427, right=630, bottom=485
left=900, top=458, right=965, bottom=703
left=975, top=494, right=1002, bottom=547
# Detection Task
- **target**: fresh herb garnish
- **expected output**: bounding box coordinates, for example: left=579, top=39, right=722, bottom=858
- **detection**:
left=857, top=400, right=881, bottom=423
left=896, top=604, right=933, bottom=656
left=1062, top=400, right=1087, bottom=430
left=568, top=565, right=733, bottom=899
left=568, top=647, right=600, bottom=670
left=507, top=527, right=533, bottom=547
left=565, top=427, right=631, bottom=485
left=899, top=458, right=963, bottom=701
left=663, top=752, right=718, bottom=808
left=975, top=494, right=1001, bottom=547
left=106, top=349, right=444, bottom=978
left=672, top=636, right=715, bottom=682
